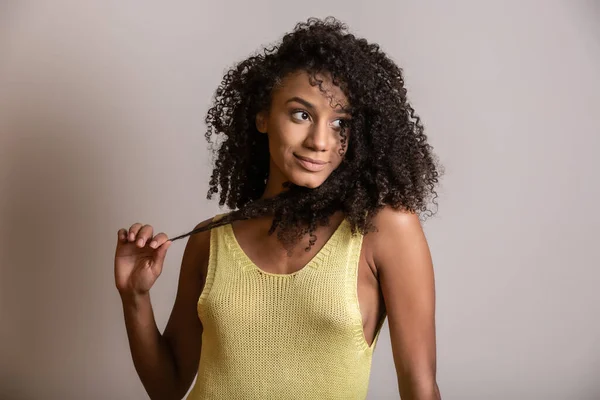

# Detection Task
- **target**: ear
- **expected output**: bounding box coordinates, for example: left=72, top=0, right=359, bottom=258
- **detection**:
left=255, top=111, right=268, bottom=134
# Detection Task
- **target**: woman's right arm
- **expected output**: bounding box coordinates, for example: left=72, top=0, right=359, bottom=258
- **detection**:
left=116, top=219, right=212, bottom=400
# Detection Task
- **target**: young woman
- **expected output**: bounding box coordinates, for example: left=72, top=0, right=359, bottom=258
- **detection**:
left=114, top=17, right=441, bottom=400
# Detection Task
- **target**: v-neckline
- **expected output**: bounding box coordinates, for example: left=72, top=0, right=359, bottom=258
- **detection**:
left=225, top=217, right=348, bottom=277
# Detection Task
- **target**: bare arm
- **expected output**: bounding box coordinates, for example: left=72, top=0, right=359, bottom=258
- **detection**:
left=117, top=219, right=212, bottom=399
left=162, top=219, right=211, bottom=397
left=372, top=207, right=441, bottom=400
left=121, top=292, right=179, bottom=399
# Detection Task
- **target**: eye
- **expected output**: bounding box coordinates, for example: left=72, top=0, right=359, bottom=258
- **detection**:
left=332, top=119, right=348, bottom=130
left=292, top=110, right=311, bottom=121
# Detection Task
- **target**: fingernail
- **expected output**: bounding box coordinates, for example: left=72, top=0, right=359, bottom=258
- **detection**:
left=150, top=241, right=157, bottom=248
left=138, top=239, right=144, bottom=247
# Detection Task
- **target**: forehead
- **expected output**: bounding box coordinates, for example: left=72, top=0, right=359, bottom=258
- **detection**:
left=272, top=70, right=349, bottom=110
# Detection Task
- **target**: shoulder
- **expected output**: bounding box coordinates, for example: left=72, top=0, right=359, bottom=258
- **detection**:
left=367, top=206, right=429, bottom=270
left=189, top=212, right=229, bottom=245
left=188, top=216, right=217, bottom=247
left=181, top=214, right=223, bottom=277
left=368, top=208, right=438, bottom=395
left=370, top=206, right=422, bottom=235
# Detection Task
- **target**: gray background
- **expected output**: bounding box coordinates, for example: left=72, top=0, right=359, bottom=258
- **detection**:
left=1, top=1, right=599, bottom=399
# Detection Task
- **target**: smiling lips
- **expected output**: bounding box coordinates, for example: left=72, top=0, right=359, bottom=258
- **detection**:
left=294, top=154, right=328, bottom=172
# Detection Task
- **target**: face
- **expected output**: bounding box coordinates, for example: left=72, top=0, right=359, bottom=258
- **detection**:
left=256, top=70, right=351, bottom=197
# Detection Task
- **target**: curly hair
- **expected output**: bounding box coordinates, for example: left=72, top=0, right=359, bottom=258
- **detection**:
left=170, top=16, right=441, bottom=249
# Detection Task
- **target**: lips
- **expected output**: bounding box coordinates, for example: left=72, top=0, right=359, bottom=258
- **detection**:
left=294, top=154, right=327, bottom=165
left=294, top=154, right=329, bottom=172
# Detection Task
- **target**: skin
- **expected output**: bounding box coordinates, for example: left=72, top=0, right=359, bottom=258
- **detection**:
left=256, top=70, right=349, bottom=196
left=115, top=70, right=440, bottom=400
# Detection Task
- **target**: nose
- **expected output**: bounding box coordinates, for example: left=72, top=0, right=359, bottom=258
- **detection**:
left=304, top=120, right=330, bottom=152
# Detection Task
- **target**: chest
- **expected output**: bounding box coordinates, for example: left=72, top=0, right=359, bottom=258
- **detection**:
left=200, top=219, right=385, bottom=348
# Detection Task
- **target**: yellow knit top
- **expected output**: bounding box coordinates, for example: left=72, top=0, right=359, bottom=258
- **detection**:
left=186, top=214, right=384, bottom=400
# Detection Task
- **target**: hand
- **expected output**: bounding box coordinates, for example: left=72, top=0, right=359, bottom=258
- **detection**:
left=114, top=223, right=172, bottom=297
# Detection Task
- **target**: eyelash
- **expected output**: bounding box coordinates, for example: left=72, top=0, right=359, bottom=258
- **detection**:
left=291, top=109, right=348, bottom=130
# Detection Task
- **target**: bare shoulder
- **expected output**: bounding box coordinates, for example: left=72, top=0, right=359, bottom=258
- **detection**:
left=161, top=215, right=218, bottom=395
left=190, top=216, right=216, bottom=243
left=369, top=210, right=438, bottom=398
left=367, top=206, right=429, bottom=270
left=187, top=217, right=215, bottom=248
left=181, top=216, right=219, bottom=277
left=370, top=206, right=423, bottom=234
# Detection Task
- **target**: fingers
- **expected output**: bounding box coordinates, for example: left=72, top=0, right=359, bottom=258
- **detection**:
left=127, top=223, right=143, bottom=243
left=117, top=228, right=128, bottom=243
left=149, top=232, right=169, bottom=249
left=135, top=225, right=154, bottom=247
left=119, top=224, right=171, bottom=250
left=124, top=223, right=154, bottom=248
left=153, top=240, right=172, bottom=273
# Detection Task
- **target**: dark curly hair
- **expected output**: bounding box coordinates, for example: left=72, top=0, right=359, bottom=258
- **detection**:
left=170, top=16, right=441, bottom=249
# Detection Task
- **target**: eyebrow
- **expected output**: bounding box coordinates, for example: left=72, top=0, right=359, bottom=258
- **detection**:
left=285, top=96, right=351, bottom=115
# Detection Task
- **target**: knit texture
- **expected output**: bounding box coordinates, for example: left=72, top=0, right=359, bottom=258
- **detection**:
left=186, top=214, right=383, bottom=399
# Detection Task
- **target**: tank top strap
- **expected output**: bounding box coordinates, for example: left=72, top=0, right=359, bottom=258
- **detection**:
left=197, top=212, right=232, bottom=307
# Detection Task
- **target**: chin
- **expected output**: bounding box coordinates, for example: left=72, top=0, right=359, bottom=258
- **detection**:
left=287, top=171, right=328, bottom=189
left=299, top=181, right=324, bottom=189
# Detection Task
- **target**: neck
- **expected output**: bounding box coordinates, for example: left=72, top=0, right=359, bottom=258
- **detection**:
left=260, top=159, right=289, bottom=200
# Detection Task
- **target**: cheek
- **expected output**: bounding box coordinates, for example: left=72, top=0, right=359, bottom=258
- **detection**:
left=331, top=140, right=347, bottom=166
left=268, top=122, right=301, bottom=155
left=267, top=129, right=295, bottom=169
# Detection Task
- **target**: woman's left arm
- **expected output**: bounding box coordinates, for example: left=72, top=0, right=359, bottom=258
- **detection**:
left=372, top=207, right=441, bottom=400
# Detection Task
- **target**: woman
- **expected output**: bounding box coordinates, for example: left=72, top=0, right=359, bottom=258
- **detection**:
left=115, top=17, right=441, bottom=400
